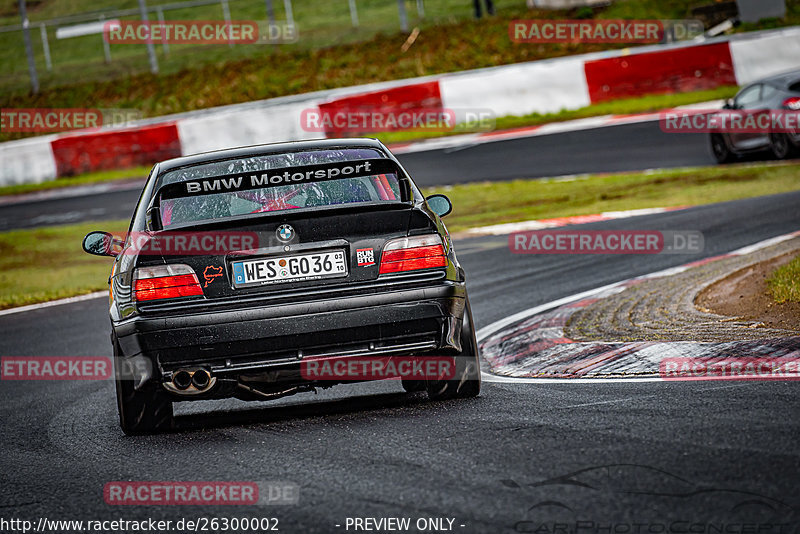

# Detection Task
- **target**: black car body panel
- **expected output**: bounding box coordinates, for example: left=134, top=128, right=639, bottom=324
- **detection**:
left=102, top=139, right=471, bottom=405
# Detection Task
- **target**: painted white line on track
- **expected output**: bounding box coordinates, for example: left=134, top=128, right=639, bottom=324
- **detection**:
left=730, top=232, right=798, bottom=256
left=481, top=373, right=664, bottom=384
left=0, top=291, right=107, bottom=318
left=476, top=280, right=628, bottom=343
left=478, top=229, right=800, bottom=384
left=468, top=206, right=688, bottom=236
left=560, top=396, right=656, bottom=408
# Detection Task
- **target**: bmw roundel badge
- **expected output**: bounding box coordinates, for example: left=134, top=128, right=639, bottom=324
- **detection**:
left=276, top=224, right=295, bottom=242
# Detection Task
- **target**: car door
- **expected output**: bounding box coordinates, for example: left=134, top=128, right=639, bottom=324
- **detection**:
left=728, top=84, right=769, bottom=151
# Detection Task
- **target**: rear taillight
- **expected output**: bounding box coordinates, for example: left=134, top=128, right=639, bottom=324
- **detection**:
left=783, top=97, right=800, bottom=110
left=133, top=264, right=204, bottom=302
left=379, top=235, right=448, bottom=275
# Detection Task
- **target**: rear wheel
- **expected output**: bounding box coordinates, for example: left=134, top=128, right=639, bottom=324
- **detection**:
left=114, top=338, right=173, bottom=435
left=401, top=378, right=426, bottom=393
left=711, top=134, right=735, bottom=163
left=426, top=299, right=481, bottom=400
left=769, top=133, right=798, bottom=160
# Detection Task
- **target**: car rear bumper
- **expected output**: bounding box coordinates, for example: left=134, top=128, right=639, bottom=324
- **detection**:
left=114, top=281, right=467, bottom=389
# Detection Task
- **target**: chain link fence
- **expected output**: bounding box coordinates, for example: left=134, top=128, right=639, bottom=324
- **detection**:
left=1, top=0, right=520, bottom=94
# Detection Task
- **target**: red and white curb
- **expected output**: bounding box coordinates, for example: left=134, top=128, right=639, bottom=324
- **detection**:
left=478, top=230, right=800, bottom=383
left=462, top=206, right=690, bottom=238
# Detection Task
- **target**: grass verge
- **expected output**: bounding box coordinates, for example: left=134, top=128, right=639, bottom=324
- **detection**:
left=0, top=220, right=127, bottom=309
left=424, top=162, right=800, bottom=233
left=0, top=166, right=149, bottom=197
left=767, top=254, right=800, bottom=304
left=1, top=161, right=798, bottom=310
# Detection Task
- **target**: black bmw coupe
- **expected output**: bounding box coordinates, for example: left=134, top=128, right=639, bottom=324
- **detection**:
left=83, top=138, right=480, bottom=434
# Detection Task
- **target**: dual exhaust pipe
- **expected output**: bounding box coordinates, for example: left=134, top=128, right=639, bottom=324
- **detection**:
left=165, top=368, right=215, bottom=395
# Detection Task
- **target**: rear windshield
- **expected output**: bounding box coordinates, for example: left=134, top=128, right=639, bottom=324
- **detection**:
left=155, top=149, right=405, bottom=229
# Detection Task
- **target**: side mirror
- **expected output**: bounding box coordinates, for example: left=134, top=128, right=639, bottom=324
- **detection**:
left=82, top=231, right=119, bottom=257
left=426, top=194, right=453, bottom=217
left=723, top=99, right=735, bottom=110
left=146, top=206, right=161, bottom=231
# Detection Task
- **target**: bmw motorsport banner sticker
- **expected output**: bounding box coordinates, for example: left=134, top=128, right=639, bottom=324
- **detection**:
left=158, top=159, right=401, bottom=200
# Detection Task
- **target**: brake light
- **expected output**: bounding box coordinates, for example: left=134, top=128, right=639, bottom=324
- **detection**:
left=783, top=97, right=800, bottom=110
left=379, top=235, right=448, bottom=274
left=133, top=264, right=204, bottom=302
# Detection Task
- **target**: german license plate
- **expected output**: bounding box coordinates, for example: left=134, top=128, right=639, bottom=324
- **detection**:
left=232, top=250, right=347, bottom=287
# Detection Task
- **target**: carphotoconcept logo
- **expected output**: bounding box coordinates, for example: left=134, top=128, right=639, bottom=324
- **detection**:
left=507, top=463, right=799, bottom=531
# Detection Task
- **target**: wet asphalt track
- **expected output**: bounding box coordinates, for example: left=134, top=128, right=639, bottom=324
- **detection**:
left=1, top=190, right=799, bottom=531
left=0, top=120, right=716, bottom=232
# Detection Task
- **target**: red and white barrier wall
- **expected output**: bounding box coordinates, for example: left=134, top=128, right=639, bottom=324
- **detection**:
left=176, top=103, right=320, bottom=156
left=583, top=42, right=737, bottom=102
left=730, top=29, right=800, bottom=85
left=0, top=136, right=58, bottom=185
left=1, top=27, right=798, bottom=186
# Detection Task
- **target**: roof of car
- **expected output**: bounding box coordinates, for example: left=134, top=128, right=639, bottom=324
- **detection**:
left=156, top=138, right=388, bottom=174
left=761, top=69, right=800, bottom=89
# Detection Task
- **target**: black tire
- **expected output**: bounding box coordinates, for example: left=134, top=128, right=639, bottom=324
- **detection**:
left=401, top=378, right=426, bottom=393
left=426, top=299, right=481, bottom=400
left=113, top=338, right=173, bottom=435
left=769, top=133, right=798, bottom=160
left=710, top=134, right=735, bottom=164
